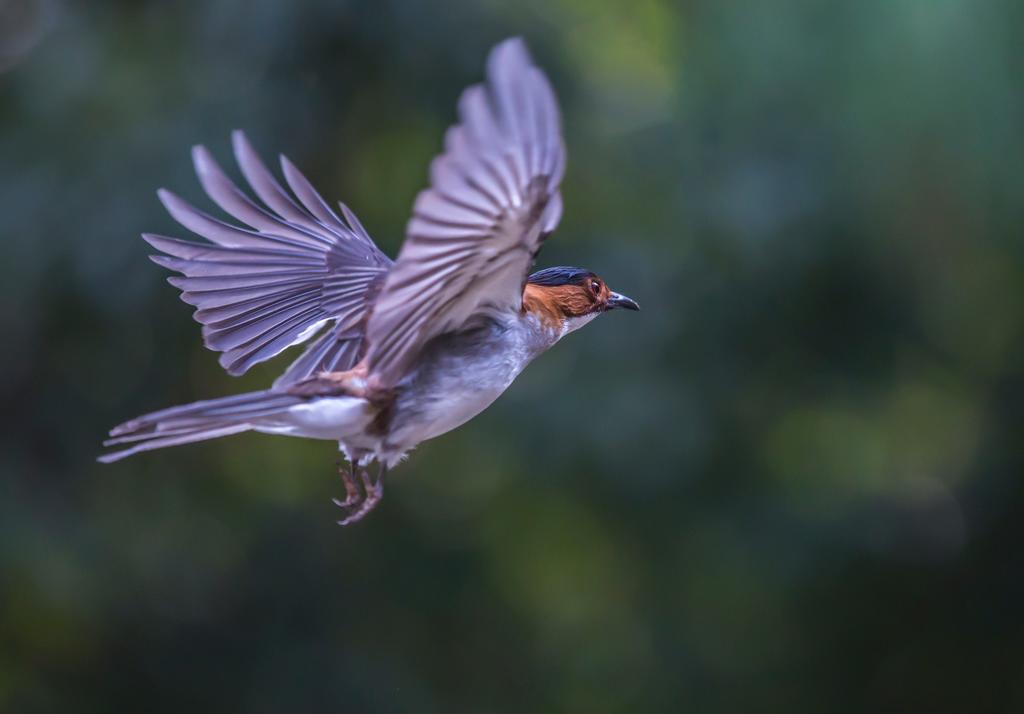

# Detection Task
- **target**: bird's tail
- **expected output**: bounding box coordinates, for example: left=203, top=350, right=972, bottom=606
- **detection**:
left=99, top=390, right=303, bottom=463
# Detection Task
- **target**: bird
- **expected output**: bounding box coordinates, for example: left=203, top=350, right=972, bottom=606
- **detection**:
left=99, top=38, right=639, bottom=525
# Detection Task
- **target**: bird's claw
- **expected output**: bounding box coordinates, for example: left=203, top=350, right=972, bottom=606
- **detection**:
left=334, top=461, right=385, bottom=526
left=332, top=460, right=363, bottom=509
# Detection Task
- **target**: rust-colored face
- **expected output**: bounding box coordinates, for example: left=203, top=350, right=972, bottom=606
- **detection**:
left=523, top=267, right=639, bottom=327
left=543, top=276, right=609, bottom=317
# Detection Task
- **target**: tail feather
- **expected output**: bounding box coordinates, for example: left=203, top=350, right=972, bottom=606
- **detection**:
left=100, top=390, right=302, bottom=463
left=108, top=391, right=298, bottom=436
left=99, top=424, right=254, bottom=463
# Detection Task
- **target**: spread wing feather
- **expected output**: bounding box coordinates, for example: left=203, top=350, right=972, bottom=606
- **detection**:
left=363, top=38, right=566, bottom=387
left=146, top=131, right=392, bottom=379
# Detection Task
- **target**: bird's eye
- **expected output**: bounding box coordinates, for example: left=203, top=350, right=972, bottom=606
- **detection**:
left=590, top=280, right=602, bottom=296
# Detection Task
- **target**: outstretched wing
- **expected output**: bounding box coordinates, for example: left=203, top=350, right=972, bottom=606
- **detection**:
left=146, top=131, right=392, bottom=380
left=362, top=38, right=566, bottom=388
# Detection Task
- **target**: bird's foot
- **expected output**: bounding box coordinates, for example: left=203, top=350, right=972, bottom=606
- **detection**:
left=333, top=459, right=362, bottom=509
left=332, top=461, right=385, bottom=526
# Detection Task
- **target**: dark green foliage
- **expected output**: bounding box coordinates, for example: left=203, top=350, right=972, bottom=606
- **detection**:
left=2, top=0, right=1023, bottom=711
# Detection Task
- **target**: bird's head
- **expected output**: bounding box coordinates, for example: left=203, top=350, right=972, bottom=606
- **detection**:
left=523, top=266, right=639, bottom=335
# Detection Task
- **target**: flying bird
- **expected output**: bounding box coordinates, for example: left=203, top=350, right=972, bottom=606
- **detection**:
left=100, top=38, right=639, bottom=525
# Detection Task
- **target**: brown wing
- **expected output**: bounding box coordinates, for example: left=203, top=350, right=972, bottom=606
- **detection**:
left=362, top=38, right=566, bottom=388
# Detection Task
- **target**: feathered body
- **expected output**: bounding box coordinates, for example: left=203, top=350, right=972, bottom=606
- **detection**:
left=101, top=39, right=638, bottom=525
left=103, top=287, right=600, bottom=466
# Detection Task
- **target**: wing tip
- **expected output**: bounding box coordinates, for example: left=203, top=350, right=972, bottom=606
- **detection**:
left=489, top=36, right=533, bottom=72
left=278, top=152, right=300, bottom=179
left=495, top=36, right=528, bottom=54
left=231, top=129, right=255, bottom=159
left=220, top=354, right=248, bottom=377
left=149, top=254, right=176, bottom=271
left=191, top=143, right=217, bottom=175
left=155, top=187, right=183, bottom=214
left=141, top=232, right=168, bottom=249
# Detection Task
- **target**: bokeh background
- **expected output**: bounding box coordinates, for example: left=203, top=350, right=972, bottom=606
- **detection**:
left=3, top=0, right=1023, bottom=711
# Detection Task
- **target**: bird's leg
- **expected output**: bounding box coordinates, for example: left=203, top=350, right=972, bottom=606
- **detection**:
left=336, top=462, right=386, bottom=527
left=332, top=459, right=362, bottom=509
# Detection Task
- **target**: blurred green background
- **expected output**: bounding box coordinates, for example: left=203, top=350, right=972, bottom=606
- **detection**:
left=2, top=0, right=1024, bottom=711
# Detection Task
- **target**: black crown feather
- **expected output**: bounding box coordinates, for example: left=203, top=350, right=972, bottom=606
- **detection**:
left=527, top=266, right=596, bottom=286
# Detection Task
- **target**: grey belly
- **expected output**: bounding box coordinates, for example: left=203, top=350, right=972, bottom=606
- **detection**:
left=386, top=322, right=527, bottom=447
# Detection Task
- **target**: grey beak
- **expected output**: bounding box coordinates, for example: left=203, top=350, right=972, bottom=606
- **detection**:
left=606, top=292, right=640, bottom=311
